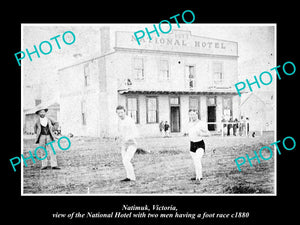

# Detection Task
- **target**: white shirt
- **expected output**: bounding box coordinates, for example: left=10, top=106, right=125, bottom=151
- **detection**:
left=186, top=120, right=207, bottom=142
left=40, top=117, right=48, bottom=127
left=118, top=116, right=138, bottom=143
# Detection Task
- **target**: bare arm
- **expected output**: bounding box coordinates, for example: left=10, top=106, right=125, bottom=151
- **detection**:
left=200, top=129, right=211, bottom=137
left=198, top=121, right=211, bottom=137
left=34, top=122, right=38, bottom=134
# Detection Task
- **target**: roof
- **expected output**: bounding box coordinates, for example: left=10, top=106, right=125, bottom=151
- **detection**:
left=58, top=51, right=116, bottom=72
left=240, top=92, right=274, bottom=109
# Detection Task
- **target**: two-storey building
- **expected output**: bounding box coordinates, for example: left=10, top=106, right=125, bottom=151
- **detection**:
left=59, top=26, right=240, bottom=137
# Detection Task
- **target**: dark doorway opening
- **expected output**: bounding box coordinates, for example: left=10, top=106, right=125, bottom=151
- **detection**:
left=170, top=106, right=180, bottom=132
left=207, top=106, right=216, bottom=131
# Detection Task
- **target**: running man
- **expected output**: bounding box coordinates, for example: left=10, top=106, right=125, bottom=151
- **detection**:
left=115, top=105, right=138, bottom=182
left=186, top=110, right=210, bottom=182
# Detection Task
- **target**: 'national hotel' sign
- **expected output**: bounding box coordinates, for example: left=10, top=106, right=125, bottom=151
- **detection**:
left=115, top=30, right=238, bottom=57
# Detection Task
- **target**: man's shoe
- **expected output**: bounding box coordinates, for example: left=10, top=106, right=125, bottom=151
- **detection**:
left=41, top=166, right=48, bottom=170
left=191, top=177, right=203, bottom=181
left=120, top=178, right=131, bottom=182
left=51, top=166, right=61, bottom=170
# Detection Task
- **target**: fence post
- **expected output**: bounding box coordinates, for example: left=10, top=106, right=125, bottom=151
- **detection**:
left=221, top=122, right=224, bottom=138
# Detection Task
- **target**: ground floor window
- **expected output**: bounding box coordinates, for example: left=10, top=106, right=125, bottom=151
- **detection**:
left=223, top=96, right=233, bottom=120
left=189, top=96, right=200, bottom=120
left=81, top=100, right=86, bottom=125
left=147, top=97, right=158, bottom=123
left=126, top=97, right=139, bottom=123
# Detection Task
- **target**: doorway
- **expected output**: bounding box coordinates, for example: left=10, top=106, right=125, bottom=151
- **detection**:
left=170, top=106, right=180, bottom=132
left=207, top=106, right=216, bottom=131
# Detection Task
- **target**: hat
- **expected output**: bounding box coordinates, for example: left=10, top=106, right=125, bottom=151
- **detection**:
left=35, top=106, right=48, bottom=114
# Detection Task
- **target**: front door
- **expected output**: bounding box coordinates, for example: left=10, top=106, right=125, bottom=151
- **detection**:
left=207, top=106, right=216, bottom=131
left=170, top=106, right=180, bottom=132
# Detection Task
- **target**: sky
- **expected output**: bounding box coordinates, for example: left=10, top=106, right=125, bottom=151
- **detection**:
left=22, top=24, right=275, bottom=109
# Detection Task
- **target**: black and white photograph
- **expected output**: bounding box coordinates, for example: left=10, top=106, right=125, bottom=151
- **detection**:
left=21, top=24, right=276, bottom=195
left=4, top=4, right=299, bottom=224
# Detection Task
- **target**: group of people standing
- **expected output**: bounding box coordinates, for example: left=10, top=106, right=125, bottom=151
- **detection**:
left=221, top=116, right=250, bottom=136
left=159, top=121, right=170, bottom=137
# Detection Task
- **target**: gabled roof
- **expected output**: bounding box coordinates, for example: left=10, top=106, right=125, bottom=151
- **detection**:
left=240, top=92, right=274, bottom=109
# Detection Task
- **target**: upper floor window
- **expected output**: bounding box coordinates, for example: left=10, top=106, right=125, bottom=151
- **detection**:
left=133, top=58, right=144, bottom=80
left=159, top=60, right=169, bottom=80
left=185, top=65, right=195, bottom=89
left=212, top=62, right=223, bottom=82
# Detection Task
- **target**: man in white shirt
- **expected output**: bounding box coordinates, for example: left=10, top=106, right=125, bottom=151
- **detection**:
left=116, top=105, right=138, bottom=182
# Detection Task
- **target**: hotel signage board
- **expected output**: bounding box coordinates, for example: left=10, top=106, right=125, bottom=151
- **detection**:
left=115, top=30, right=238, bottom=56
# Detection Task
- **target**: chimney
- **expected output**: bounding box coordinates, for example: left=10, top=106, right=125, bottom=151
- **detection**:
left=100, top=26, right=110, bottom=55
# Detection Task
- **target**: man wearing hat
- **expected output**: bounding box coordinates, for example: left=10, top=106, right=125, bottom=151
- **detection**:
left=34, top=106, right=60, bottom=170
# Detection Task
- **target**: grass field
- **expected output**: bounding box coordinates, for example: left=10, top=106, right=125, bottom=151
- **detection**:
left=22, top=132, right=275, bottom=195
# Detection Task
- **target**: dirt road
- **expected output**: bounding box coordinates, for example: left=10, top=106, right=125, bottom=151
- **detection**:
left=22, top=132, right=275, bottom=194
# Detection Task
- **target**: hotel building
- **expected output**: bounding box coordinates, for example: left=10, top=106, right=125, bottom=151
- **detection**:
left=59, top=26, right=240, bottom=137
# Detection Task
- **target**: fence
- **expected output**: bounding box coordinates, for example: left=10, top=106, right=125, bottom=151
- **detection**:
left=206, top=121, right=263, bottom=137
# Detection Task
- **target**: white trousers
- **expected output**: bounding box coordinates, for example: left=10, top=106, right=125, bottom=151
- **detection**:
left=190, top=148, right=204, bottom=180
left=39, top=135, right=58, bottom=168
left=121, top=144, right=137, bottom=180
